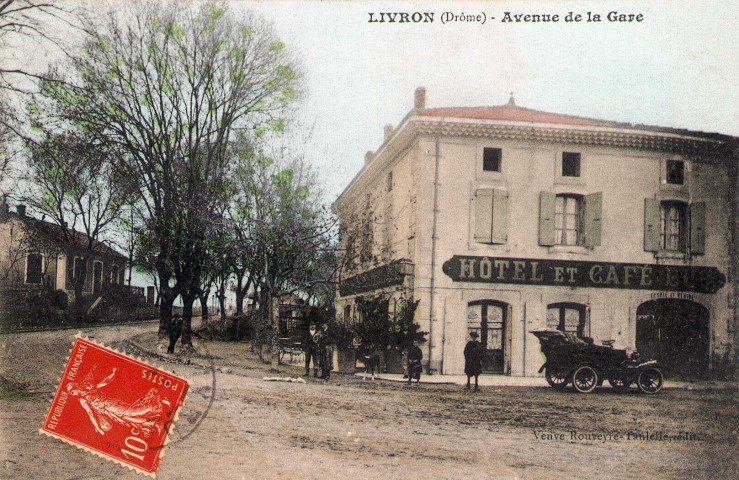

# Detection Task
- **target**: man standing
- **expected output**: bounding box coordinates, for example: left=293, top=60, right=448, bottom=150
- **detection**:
left=314, top=325, right=332, bottom=380
left=302, top=323, right=319, bottom=377
left=464, top=331, right=483, bottom=391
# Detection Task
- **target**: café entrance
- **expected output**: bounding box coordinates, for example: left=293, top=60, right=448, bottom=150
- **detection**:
left=636, top=299, right=710, bottom=379
left=466, top=300, right=511, bottom=374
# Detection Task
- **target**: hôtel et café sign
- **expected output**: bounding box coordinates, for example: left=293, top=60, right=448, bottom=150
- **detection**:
left=442, top=256, right=725, bottom=294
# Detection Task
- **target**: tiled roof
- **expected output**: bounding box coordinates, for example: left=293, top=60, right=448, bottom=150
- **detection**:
left=415, top=104, right=732, bottom=142
left=3, top=211, right=127, bottom=259
left=416, top=105, right=624, bottom=128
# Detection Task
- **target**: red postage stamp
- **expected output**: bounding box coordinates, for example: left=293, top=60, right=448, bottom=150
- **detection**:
left=40, top=336, right=190, bottom=476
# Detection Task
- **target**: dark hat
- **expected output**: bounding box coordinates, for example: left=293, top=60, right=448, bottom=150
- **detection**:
left=470, top=331, right=479, bottom=339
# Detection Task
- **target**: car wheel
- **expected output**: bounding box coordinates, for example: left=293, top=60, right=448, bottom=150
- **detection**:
left=608, top=372, right=631, bottom=392
left=545, top=366, right=570, bottom=390
left=637, top=368, right=663, bottom=394
left=572, top=365, right=598, bottom=394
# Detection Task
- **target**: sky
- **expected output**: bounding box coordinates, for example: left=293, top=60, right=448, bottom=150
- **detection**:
left=4, top=0, right=739, bottom=297
left=6, top=0, right=739, bottom=201
left=236, top=0, right=739, bottom=200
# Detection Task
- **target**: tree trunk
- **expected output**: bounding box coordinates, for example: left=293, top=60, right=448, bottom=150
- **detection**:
left=199, top=294, right=209, bottom=326
left=158, top=292, right=175, bottom=339
left=181, top=295, right=195, bottom=346
left=218, top=280, right=226, bottom=321
left=70, top=255, right=88, bottom=323
left=218, top=295, right=226, bottom=321
left=234, top=271, right=245, bottom=315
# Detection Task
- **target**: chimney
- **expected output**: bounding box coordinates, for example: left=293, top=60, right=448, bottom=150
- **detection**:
left=364, top=150, right=374, bottom=165
left=383, top=124, right=393, bottom=143
left=414, top=87, right=426, bottom=109
left=16, top=204, right=26, bottom=217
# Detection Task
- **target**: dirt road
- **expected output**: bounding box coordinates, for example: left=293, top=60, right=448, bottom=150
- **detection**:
left=1, top=324, right=736, bottom=479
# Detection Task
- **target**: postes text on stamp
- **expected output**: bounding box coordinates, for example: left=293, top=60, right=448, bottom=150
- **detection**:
left=40, top=336, right=190, bottom=476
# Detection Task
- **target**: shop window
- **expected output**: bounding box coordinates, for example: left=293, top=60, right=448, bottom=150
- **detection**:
left=562, top=152, right=581, bottom=177
left=483, top=148, right=502, bottom=172
left=547, top=302, right=588, bottom=338
left=666, top=160, right=684, bottom=185
left=25, top=253, right=43, bottom=284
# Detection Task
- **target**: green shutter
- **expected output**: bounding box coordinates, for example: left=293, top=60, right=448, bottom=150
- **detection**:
left=491, top=189, right=509, bottom=244
left=583, top=192, right=602, bottom=247
left=644, top=198, right=661, bottom=252
left=690, top=202, right=706, bottom=255
left=474, top=189, right=493, bottom=243
left=539, top=191, right=556, bottom=246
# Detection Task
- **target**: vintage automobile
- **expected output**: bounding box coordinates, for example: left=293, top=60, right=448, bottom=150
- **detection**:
left=530, top=329, right=664, bottom=394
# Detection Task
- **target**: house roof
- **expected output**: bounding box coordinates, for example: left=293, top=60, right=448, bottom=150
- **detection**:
left=3, top=210, right=127, bottom=260
left=415, top=104, right=733, bottom=142
left=334, top=100, right=737, bottom=209
left=416, top=104, right=622, bottom=128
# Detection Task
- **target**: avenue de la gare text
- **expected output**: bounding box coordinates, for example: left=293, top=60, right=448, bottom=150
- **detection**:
left=367, top=11, right=645, bottom=24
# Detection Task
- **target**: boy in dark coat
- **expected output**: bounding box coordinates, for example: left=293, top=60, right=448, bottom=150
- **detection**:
left=464, top=331, right=483, bottom=391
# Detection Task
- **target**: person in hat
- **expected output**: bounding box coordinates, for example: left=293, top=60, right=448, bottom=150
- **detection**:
left=301, top=322, right=319, bottom=377
left=464, top=331, right=484, bottom=391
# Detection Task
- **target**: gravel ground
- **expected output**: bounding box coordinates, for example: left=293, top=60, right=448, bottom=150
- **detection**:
left=1, top=323, right=737, bottom=480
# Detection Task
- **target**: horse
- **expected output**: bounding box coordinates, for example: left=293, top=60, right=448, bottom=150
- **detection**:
left=356, top=343, right=381, bottom=381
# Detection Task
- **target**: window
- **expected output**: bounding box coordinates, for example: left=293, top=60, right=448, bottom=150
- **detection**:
left=562, top=152, right=581, bottom=177
left=660, top=201, right=687, bottom=251
left=666, top=160, right=684, bottom=185
left=25, top=253, right=43, bottom=284
left=387, top=171, right=393, bottom=192
left=547, top=303, right=589, bottom=338
left=110, top=265, right=119, bottom=284
left=344, top=304, right=352, bottom=323
left=482, top=148, right=502, bottom=172
left=554, top=194, right=583, bottom=246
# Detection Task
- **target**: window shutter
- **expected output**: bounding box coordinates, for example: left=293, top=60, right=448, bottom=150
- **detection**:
left=583, top=192, right=602, bottom=247
left=538, top=191, right=556, bottom=246
left=644, top=198, right=661, bottom=252
left=491, top=189, right=509, bottom=244
left=690, top=202, right=706, bottom=255
left=474, top=189, right=493, bottom=243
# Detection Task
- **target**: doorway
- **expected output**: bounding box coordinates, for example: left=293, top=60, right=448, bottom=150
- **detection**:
left=636, top=299, right=709, bottom=379
left=467, top=300, right=510, bottom=373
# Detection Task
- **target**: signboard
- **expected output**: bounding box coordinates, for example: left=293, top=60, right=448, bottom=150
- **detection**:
left=442, top=256, right=725, bottom=294
left=339, top=259, right=412, bottom=296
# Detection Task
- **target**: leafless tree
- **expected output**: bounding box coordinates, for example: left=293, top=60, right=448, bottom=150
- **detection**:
left=22, top=132, right=138, bottom=317
left=232, top=133, right=337, bottom=324
left=35, top=1, right=302, bottom=341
